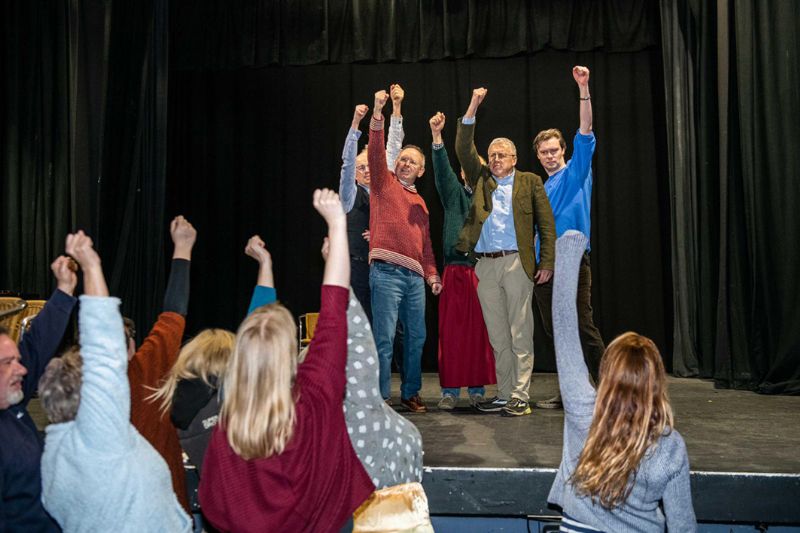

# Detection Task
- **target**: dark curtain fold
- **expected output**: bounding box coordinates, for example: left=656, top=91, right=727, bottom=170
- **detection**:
left=1, top=1, right=73, bottom=297
left=166, top=49, right=671, bottom=372
left=661, top=0, right=800, bottom=394
left=97, top=0, right=170, bottom=343
left=170, top=0, right=660, bottom=70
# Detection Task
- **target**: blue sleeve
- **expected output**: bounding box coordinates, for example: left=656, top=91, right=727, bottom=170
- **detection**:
left=74, top=296, right=133, bottom=451
left=565, top=130, right=596, bottom=188
left=339, top=128, right=362, bottom=213
left=18, top=289, right=77, bottom=403
left=247, top=285, right=277, bottom=315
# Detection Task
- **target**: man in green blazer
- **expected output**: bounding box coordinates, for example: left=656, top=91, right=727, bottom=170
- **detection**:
left=454, top=88, right=556, bottom=416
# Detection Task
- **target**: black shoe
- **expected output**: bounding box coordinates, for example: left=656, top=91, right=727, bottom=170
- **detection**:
left=475, top=396, right=508, bottom=413
left=501, top=398, right=532, bottom=417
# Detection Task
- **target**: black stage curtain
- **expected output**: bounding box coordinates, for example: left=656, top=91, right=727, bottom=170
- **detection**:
left=1, top=1, right=72, bottom=297
left=95, top=0, right=171, bottom=344
left=170, top=0, right=659, bottom=70
left=661, top=0, right=800, bottom=394
left=166, top=49, right=671, bottom=372
left=1, top=0, right=170, bottom=346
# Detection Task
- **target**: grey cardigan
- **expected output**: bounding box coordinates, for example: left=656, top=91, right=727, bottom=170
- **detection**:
left=548, top=231, right=697, bottom=532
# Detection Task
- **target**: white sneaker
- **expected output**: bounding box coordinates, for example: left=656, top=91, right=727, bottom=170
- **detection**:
left=437, top=393, right=457, bottom=410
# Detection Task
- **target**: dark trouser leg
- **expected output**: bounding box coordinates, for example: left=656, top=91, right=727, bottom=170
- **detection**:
left=577, top=253, right=604, bottom=383
left=533, top=252, right=604, bottom=383
left=351, top=258, right=372, bottom=324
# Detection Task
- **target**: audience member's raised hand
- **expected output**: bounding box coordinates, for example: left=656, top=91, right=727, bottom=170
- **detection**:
left=66, top=231, right=108, bottom=297
left=170, top=216, right=197, bottom=261
left=51, top=256, right=78, bottom=296
left=429, top=112, right=445, bottom=144
left=245, top=235, right=271, bottom=265
left=245, top=235, right=274, bottom=288
left=351, top=104, right=369, bottom=130
left=465, top=87, right=487, bottom=119
left=313, top=189, right=349, bottom=288
left=373, top=90, right=389, bottom=119
left=313, top=188, right=345, bottom=227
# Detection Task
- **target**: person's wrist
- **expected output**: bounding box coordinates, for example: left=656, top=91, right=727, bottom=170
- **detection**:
left=173, top=245, right=193, bottom=260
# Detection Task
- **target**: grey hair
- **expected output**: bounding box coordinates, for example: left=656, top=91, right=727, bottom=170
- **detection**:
left=38, top=347, right=83, bottom=424
left=488, top=137, right=517, bottom=156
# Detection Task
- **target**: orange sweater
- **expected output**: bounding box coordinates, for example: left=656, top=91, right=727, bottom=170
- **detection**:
left=127, top=311, right=189, bottom=511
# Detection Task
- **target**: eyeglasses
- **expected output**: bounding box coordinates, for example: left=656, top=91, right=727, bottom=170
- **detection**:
left=355, top=165, right=368, bottom=173
left=488, top=152, right=515, bottom=161
left=397, top=156, right=421, bottom=168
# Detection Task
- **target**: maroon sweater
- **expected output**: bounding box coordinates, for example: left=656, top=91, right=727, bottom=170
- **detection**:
left=198, top=286, right=373, bottom=533
left=368, top=116, right=441, bottom=285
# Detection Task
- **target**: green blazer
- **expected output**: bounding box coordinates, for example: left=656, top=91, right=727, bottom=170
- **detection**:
left=454, top=119, right=556, bottom=281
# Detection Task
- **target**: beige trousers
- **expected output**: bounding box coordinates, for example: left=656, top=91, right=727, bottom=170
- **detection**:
left=475, top=253, right=534, bottom=402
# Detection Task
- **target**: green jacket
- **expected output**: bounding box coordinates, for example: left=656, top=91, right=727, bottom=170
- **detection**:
left=454, top=119, right=556, bottom=280
left=432, top=145, right=474, bottom=267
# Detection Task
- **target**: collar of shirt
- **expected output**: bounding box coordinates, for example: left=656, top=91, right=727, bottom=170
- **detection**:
left=493, top=169, right=516, bottom=183
left=358, top=182, right=370, bottom=194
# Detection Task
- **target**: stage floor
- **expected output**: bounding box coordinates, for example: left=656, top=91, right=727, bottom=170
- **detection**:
left=390, top=373, right=800, bottom=524
left=392, top=372, right=800, bottom=474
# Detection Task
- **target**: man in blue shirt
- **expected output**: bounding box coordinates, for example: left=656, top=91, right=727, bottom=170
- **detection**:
left=532, top=66, right=605, bottom=410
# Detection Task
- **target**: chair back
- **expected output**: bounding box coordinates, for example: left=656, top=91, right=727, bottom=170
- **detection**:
left=17, top=300, right=47, bottom=344
left=298, top=312, right=320, bottom=348
left=0, top=297, right=29, bottom=343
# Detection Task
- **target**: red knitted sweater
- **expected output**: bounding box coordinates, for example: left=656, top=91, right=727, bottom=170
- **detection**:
left=127, top=311, right=189, bottom=512
left=198, top=286, right=373, bottom=533
left=368, top=116, right=441, bottom=285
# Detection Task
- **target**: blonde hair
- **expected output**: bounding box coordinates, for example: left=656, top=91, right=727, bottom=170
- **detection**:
left=39, top=346, right=83, bottom=424
left=221, top=303, right=298, bottom=460
left=571, top=332, right=673, bottom=509
left=149, top=328, right=235, bottom=414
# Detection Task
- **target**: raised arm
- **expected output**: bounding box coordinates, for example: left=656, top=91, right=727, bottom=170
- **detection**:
left=18, top=257, right=77, bottom=400
left=316, top=189, right=349, bottom=289
left=130, top=217, right=195, bottom=386
left=386, top=84, right=405, bottom=167
left=455, top=88, right=488, bottom=186
left=430, top=112, right=461, bottom=209
left=574, top=66, right=592, bottom=134
left=368, top=90, right=391, bottom=194
left=67, top=231, right=130, bottom=451
left=551, top=231, right=596, bottom=427
left=245, top=235, right=277, bottom=314
left=339, top=105, right=368, bottom=213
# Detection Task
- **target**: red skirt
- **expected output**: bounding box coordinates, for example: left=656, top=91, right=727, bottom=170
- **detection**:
left=438, top=264, right=496, bottom=388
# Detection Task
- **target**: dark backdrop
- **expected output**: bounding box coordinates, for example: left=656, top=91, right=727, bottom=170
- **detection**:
left=166, top=2, right=671, bottom=373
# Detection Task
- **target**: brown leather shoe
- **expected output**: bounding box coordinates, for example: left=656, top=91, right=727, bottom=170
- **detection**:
left=401, top=395, right=427, bottom=413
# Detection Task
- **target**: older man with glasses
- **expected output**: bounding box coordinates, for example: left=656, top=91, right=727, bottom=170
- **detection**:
left=454, top=88, right=556, bottom=417
left=367, top=88, right=442, bottom=413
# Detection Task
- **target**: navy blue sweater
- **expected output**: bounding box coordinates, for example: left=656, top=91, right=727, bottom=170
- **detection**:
left=1, top=289, right=76, bottom=532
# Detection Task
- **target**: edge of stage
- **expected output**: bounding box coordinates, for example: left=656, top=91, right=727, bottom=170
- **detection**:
left=398, top=373, right=800, bottom=525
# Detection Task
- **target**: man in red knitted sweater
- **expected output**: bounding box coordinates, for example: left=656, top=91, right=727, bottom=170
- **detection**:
left=368, top=89, right=442, bottom=413
left=125, top=216, right=196, bottom=512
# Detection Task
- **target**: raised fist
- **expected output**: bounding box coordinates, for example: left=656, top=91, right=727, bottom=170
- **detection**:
left=429, top=112, right=446, bottom=134
left=65, top=231, right=100, bottom=271
left=170, top=216, right=197, bottom=249
left=471, top=88, right=488, bottom=106
left=312, top=188, right=345, bottom=225
left=573, top=66, right=590, bottom=87
left=390, top=84, right=405, bottom=104
left=374, top=90, right=389, bottom=110
left=244, top=235, right=272, bottom=265
left=352, top=104, right=369, bottom=123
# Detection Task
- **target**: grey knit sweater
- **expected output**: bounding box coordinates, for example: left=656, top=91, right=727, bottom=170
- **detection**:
left=548, top=231, right=697, bottom=532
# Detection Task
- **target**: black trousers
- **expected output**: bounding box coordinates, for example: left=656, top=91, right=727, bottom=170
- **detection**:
left=533, top=252, right=605, bottom=383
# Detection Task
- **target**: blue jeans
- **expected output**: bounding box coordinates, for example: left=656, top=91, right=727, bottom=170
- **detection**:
left=370, top=261, right=426, bottom=400
left=441, top=387, right=485, bottom=398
